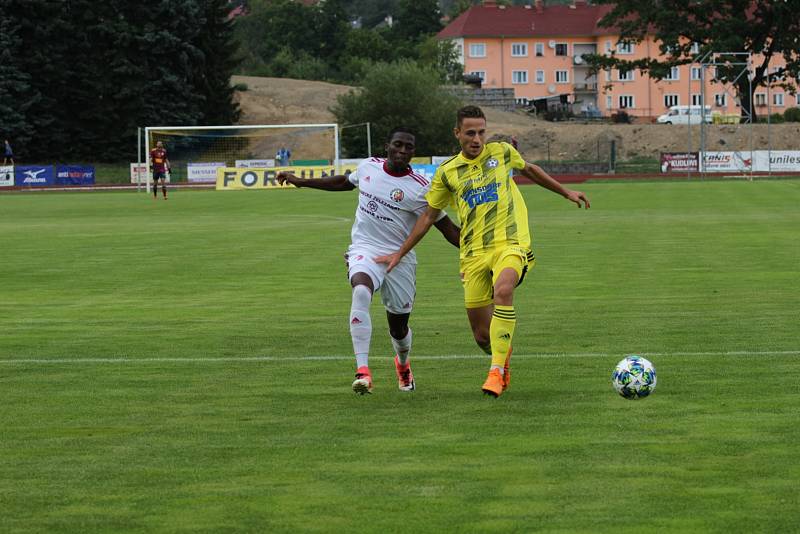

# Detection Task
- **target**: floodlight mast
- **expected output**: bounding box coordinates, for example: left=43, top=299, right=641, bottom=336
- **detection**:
left=692, top=51, right=753, bottom=180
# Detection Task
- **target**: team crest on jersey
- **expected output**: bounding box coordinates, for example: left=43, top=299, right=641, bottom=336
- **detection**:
left=486, top=158, right=499, bottom=169
left=390, top=188, right=405, bottom=202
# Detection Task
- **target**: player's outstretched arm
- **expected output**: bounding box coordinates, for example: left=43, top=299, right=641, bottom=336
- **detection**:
left=276, top=172, right=355, bottom=191
left=519, top=162, right=590, bottom=209
left=433, top=214, right=461, bottom=248
left=374, top=205, right=441, bottom=272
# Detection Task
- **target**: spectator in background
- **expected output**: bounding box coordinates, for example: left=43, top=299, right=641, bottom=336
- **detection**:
left=3, top=139, right=13, bottom=165
left=284, top=146, right=291, bottom=164
left=275, top=148, right=283, bottom=166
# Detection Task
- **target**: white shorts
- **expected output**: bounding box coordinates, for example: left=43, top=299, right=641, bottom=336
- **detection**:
left=345, top=246, right=416, bottom=314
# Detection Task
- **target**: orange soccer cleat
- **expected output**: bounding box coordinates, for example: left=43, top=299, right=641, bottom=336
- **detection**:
left=481, top=368, right=505, bottom=398
left=352, top=366, right=373, bottom=395
left=394, top=356, right=415, bottom=392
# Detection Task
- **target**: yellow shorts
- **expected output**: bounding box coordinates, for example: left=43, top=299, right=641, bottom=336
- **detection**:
left=460, top=246, right=535, bottom=309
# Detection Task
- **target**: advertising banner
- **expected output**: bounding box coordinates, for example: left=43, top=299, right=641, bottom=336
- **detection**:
left=411, top=163, right=439, bottom=180
left=752, top=150, right=800, bottom=172
left=0, top=165, right=13, bottom=187
left=130, top=163, right=147, bottom=183
left=188, top=162, right=226, bottom=182
left=130, top=163, right=170, bottom=183
left=216, top=165, right=360, bottom=190
left=55, top=165, right=95, bottom=185
left=660, top=152, right=699, bottom=173
left=701, top=151, right=752, bottom=172
left=235, top=159, right=275, bottom=168
left=15, top=165, right=54, bottom=186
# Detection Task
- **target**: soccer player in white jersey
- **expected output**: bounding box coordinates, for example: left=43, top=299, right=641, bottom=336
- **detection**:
left=276, top=128, right=461, bottom=394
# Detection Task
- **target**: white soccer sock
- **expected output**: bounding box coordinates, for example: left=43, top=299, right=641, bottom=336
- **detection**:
left=391, top=328, right=412, bottom=366
left=349, top=284, right=372, bottom=369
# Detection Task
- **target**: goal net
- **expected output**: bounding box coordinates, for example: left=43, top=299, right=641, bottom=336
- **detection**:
left=141, top=124, right=340, bottom=192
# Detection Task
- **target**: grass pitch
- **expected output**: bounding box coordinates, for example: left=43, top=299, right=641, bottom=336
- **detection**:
left=1, top=180, right=799, bottom=532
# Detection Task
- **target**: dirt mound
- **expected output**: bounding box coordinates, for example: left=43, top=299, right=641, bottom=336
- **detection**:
left=233, top=76, right=800, bottom=162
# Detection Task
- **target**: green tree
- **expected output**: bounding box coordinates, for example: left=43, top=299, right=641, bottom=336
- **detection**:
left=392, top=0, right=443, bottom=43
left=417, top=35, right=463, bottom=83
left=344, top=28, right=393, bottom=62
left=331, top=61, right=461, bottom=157
left=0, top=2, right=37, bottom=153
left=2, top=0, right=240, bottom=162
left=316, top=0, right=351, bottom=66
left=233, top=0, right=317, bottom=74
left=585, top=0, right=800, bottom=122
left=193, top=0, right=242, bottom=125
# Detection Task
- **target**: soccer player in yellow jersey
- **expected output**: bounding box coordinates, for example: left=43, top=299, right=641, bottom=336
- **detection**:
left=375, top=105, right=590, bottom=397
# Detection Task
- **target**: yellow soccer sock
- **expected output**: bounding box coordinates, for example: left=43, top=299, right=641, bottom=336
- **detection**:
left=490, top=305, right=516, bottom=369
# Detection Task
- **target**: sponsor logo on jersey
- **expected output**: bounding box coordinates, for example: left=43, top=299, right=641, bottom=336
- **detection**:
left=390, top=188, right=404, bottom=202
left=363, top=175, right=370, bottom=182
left=367, top=200, right=379, bottom=212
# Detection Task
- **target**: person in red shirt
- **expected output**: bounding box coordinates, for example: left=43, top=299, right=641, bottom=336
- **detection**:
left=149, top=141, right=171, bottom=199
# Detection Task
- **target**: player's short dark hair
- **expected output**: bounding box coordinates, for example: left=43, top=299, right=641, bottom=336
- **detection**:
left=387, top=126, right=416, bottom=142
left=457, top=105, right=486, bottom=127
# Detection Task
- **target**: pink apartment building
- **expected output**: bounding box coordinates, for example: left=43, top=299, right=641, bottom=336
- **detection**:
left=438, top=0, right=798, bottom=119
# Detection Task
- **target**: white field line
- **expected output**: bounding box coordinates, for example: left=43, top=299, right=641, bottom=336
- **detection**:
left=0, top=350, right=798, bottom=365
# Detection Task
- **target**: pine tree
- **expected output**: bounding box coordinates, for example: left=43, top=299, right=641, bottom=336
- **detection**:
left=0, top=1, right=37, bottom=156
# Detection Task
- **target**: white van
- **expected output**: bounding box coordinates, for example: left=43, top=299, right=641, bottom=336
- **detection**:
left=656, top=105, right=713, bottom=124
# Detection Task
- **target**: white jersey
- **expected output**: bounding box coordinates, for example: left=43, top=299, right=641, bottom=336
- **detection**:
left=347, top=158, right=442, bottom=264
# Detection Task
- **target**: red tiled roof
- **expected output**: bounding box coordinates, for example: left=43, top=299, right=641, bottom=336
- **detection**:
left=438, top=4, right=618, bottom=39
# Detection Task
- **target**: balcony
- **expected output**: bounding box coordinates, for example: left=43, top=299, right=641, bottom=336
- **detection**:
left=573, top=83, right=598, bottom=93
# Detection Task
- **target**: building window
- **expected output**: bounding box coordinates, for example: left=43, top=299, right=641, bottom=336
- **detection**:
left=691, top=94, right=703, bottom=106
left=797, top=93, right=800, bottom=106
left=618, top=70, right=634, bottom=82
left=535, top=43, right=544, bottom=57
left=469, top=43, right=486, bottom=58
left=512, top=70, right=528, bottom=84
left=664, top=66, right=680, bottom=81
left=606, top=95, right=613, bottom=109
left=555, top=43, right=568, bottom=56
left=664, top=94, right=679, bottom=107
left=715, top=93, right=727, bottom=107
left=511, top=43, right=528, bottom=57
left=619, top=95, right=634, bottom=109
left=691, top=42, right=700, bottom=54
left=616, top=42, right=634, bottom=55
left=755, top=93, right=768, bottom=106
left=535, top=70, right=545, bottom=83
left=774, top=93, right=784, bottom=106
left=691, top=67, right=701, bottom=80
left=605, top=40, right=612, bottom=53
left=555, top=70, right=569, bottom=83
left=469, top=71, right=486, bottom=82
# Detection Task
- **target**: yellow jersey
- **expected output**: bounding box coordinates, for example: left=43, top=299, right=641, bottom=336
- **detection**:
left=426, top=142, right=530, bottom=259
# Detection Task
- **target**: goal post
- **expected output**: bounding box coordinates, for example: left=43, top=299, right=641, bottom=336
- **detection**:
left=141, top=124, right=340, bottom=193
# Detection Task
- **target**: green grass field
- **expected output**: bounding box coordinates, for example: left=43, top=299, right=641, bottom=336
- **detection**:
left=2, top=181, right=799, bottom=532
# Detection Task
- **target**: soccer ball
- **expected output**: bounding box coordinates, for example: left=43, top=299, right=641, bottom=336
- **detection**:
left=611, top=355, right=657, bottom=399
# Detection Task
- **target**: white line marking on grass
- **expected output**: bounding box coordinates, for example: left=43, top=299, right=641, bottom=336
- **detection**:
left=1, top=350, right=798, bottom=365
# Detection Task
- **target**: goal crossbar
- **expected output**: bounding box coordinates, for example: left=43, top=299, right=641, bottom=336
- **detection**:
left=142, top=123, right=340, bottom=192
